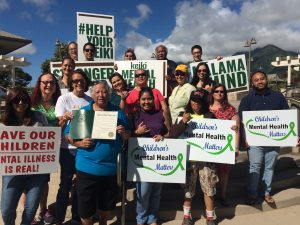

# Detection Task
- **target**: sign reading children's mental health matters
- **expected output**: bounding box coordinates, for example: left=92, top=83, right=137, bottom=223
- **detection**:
left=127, top=138, right=186, bottom=183
left=0, top=127, right=61, bottom=175
left=50, top=61, right=115, bottom=82
left=243, top=110, right=298, bottom=146
left=77, top=12, right=114, bottom=61
left=189, top=54, right=249, bottom=93
left=180, top=118, right=236, bottom=164
left=114, top=60, right=168, bottom=97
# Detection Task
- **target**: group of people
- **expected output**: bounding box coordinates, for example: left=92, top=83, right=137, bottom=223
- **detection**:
left=0, top=42, right=290, bottom=225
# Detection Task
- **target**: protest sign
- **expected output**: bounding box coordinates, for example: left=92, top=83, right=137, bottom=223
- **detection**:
left=180, top=118, right=236, bottom=164
left=242, top=110, right=298, bottom=146
left=189, top=54, right=249, bottom=93
left=50, top=61, right=114, bottom=82
left=114, top=60, right=167, bottom=96
left=127, top=138, right=186, bottom=183
left=77, top=12, right=114, bottom=61
left=0, top=127, right=61, bottom=175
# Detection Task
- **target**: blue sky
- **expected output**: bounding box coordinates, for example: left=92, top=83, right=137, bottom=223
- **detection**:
left=1, top=0, right=300, bottom=85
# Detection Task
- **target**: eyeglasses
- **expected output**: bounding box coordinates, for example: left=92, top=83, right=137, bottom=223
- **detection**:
left=12, top=97, right=29, bottom=104
left=135, top=73, right=147, bottom=78
left=84, top=49, right=94, bottom=53
left=72, top=79, right=85, bottom=84
left=198, top=69, right=206, bottom=73
left=40, top=80, right=55, bottom=86
left=214, top=90, right=225, bottom=94
left=175, top=73, right=185, bottom=77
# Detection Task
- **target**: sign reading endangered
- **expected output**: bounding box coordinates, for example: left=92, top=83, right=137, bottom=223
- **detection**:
left=77, top=12, right=115, bottom=61
left=180, top=118, right=236, bottom=164
left=115, top=60, right=167, bottom=97
left=127, top=138, right=186, bottom=183
left=189, top=55, right=248, bottom=93
left=242, top=110, right=298, bottom=146
left=0, top=127, right=61, bottom=175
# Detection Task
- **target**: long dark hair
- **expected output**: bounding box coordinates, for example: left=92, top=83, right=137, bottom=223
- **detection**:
left=1, top=87, right=32, bottom=125
left=31, top=72, right=61, bottom=107
left=108, top=72, right=128, bottom=91
left=190, top=62, right=211, bottom=86
left=68, top=69, right=90, bottom=92
left=209, top=84, right=229, bottom=105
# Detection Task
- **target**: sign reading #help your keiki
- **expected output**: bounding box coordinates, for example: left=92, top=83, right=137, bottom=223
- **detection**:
left=243, top=110, right=298, bottom=146
left=127, top=138, right=186, bottom=183
left=181, top=118, right=236, bottom=164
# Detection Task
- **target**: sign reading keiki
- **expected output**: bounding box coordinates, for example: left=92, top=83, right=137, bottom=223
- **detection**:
left=243, top=110, right=298, bottom=146
left=180, top=118, right=236, bottom=164
left=127, top=138, right=187, bottom=183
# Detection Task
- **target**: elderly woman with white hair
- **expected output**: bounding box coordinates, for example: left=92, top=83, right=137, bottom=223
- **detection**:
left=65, top=80, right=131, bottom=225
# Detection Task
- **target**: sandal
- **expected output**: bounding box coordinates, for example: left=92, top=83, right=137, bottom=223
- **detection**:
left=264, top=194, right=275, bottom=204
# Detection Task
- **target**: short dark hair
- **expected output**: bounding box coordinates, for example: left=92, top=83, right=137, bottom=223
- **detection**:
left=191, top=45, right=202, bottom=53
left=68, top=69, right=91, bottom=92
left=83, top=42, right=95, bottom=51
left=250, top=70, right=267, bottom=81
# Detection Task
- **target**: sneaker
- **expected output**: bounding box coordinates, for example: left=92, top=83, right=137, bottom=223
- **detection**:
left=182, top=217, right=193, bottom=225
left=206, top=217, right=215, bottom=225
left=43, top=210, right=54, bottom=225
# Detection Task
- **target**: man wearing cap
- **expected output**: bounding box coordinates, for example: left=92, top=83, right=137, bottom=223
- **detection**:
left=169, top=64, right=196, bottom=124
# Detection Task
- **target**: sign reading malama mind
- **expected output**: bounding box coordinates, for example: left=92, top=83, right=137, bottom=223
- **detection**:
left=180, top=118, right=236, bottom=164
left=127, top=138, right=187, bottom=183
left=77, top=12, right=115, bottom=61
left=0, top=127, right=61, bottom=175
left=189, top=54, right=249, bottom=93
left=243, top=110, right=298, bottom=146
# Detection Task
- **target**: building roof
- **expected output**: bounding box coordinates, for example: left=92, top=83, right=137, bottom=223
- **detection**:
left=0, top=30, right=32, bottom=55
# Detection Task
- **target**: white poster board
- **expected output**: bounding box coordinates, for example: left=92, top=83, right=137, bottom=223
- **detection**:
left=189, top=54, right=249, bottom=93
left=127, top=138, right=187, bottom=183
left=77, top=12, right=114, bottom=61
left=180, top=118, right=236, bottom=164
left=242, top=110, right=298, bottom=146
left=115, top=60, right=168, bottom=97
left=0, top=127, right=61, bottom=175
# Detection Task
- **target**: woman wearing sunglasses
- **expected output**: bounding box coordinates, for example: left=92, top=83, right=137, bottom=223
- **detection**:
left=209, top=84, right=240, bottom=206
left=168, top=64, right=196, bottom=124
left=190, top=62, right=216, bottom=93
left=54, top=69, right=92, bottom=225
left=1, top=87, right=49, bottom=225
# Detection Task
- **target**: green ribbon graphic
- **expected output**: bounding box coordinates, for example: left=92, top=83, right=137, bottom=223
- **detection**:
left=130, top=147, right=185, bottom=176
left=186, top=134, right=234, bottom=155
left=246, top=119, right=296, bottom=141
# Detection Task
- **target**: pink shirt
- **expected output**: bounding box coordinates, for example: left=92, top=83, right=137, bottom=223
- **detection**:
left=126, top=88, right=164, bottom=113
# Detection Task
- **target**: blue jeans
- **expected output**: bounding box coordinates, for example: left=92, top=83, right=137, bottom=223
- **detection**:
left=136, top=182, right=162, bottom=224
left=55, top=148, right=78, bottom=223
left=248, top=146, right=280, bottom=198
left=1, top=174, right=48, bottom=225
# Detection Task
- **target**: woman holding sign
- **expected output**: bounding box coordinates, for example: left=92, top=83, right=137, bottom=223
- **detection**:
left=1, top=87, right=49, bottom=225
left=209, top=84, right=240, bottom=206
left=190, top=62, right=216, bottom=93
left=133, top=87, right=171, bottom=225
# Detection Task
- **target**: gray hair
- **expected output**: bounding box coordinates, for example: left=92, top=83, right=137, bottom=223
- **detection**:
left=90, top=80, right=112, bottom=101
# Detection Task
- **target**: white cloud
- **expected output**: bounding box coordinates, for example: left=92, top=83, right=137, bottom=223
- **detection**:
left=122, top=0, right=300, bottom=63
left=12, top=43, right=37, bottom=55
left=22, top=0, right=55, bottom=9
left=20, top=11, right=32, bottom=20
left=125, top=3, right=152, bottom=29
left=22, top=0, right=56, bottom=23
left=0, top=0, right=9, bottom=10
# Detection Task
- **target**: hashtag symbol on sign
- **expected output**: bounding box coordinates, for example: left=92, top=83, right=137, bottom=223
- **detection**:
left=78, top=23, right=85, bottom=34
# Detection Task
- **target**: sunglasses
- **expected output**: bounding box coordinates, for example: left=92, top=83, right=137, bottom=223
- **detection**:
left=198, top=69, right=207, bottom=73
left=84, top=49, right=94, bottom=53
left=40, top=80, right=55, bottom=86
left=72, top=79, right=85, bottom=84
left=12, top=97, right=29, bottom=104
left=214, top=90, right=225, bottom=94
left=135, top=73, right=147, bottom=78
left=175, top=73, right=185, bottom=77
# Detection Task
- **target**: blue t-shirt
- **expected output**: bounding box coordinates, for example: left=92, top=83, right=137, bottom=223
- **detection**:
left=65, top=101, right=130, bottom=176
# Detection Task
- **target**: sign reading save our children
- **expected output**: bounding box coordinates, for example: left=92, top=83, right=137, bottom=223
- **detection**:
left=180, top=118, right=236, bottom=164
left=127, top=138, right=186, bottom=183
left=242, top=110, right=298, bottom=146
left=0, top=127, right=61, bottom=175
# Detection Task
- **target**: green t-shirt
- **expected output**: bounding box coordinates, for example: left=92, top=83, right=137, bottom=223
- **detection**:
left=32, top=104, right=57, bottom=126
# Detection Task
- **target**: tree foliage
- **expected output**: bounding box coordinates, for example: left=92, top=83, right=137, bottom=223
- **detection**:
left=0, top=67, right=32, bottom=88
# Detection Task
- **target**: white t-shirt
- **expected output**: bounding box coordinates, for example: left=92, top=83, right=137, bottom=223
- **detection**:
left=55, top=92, right=92, bottom=148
